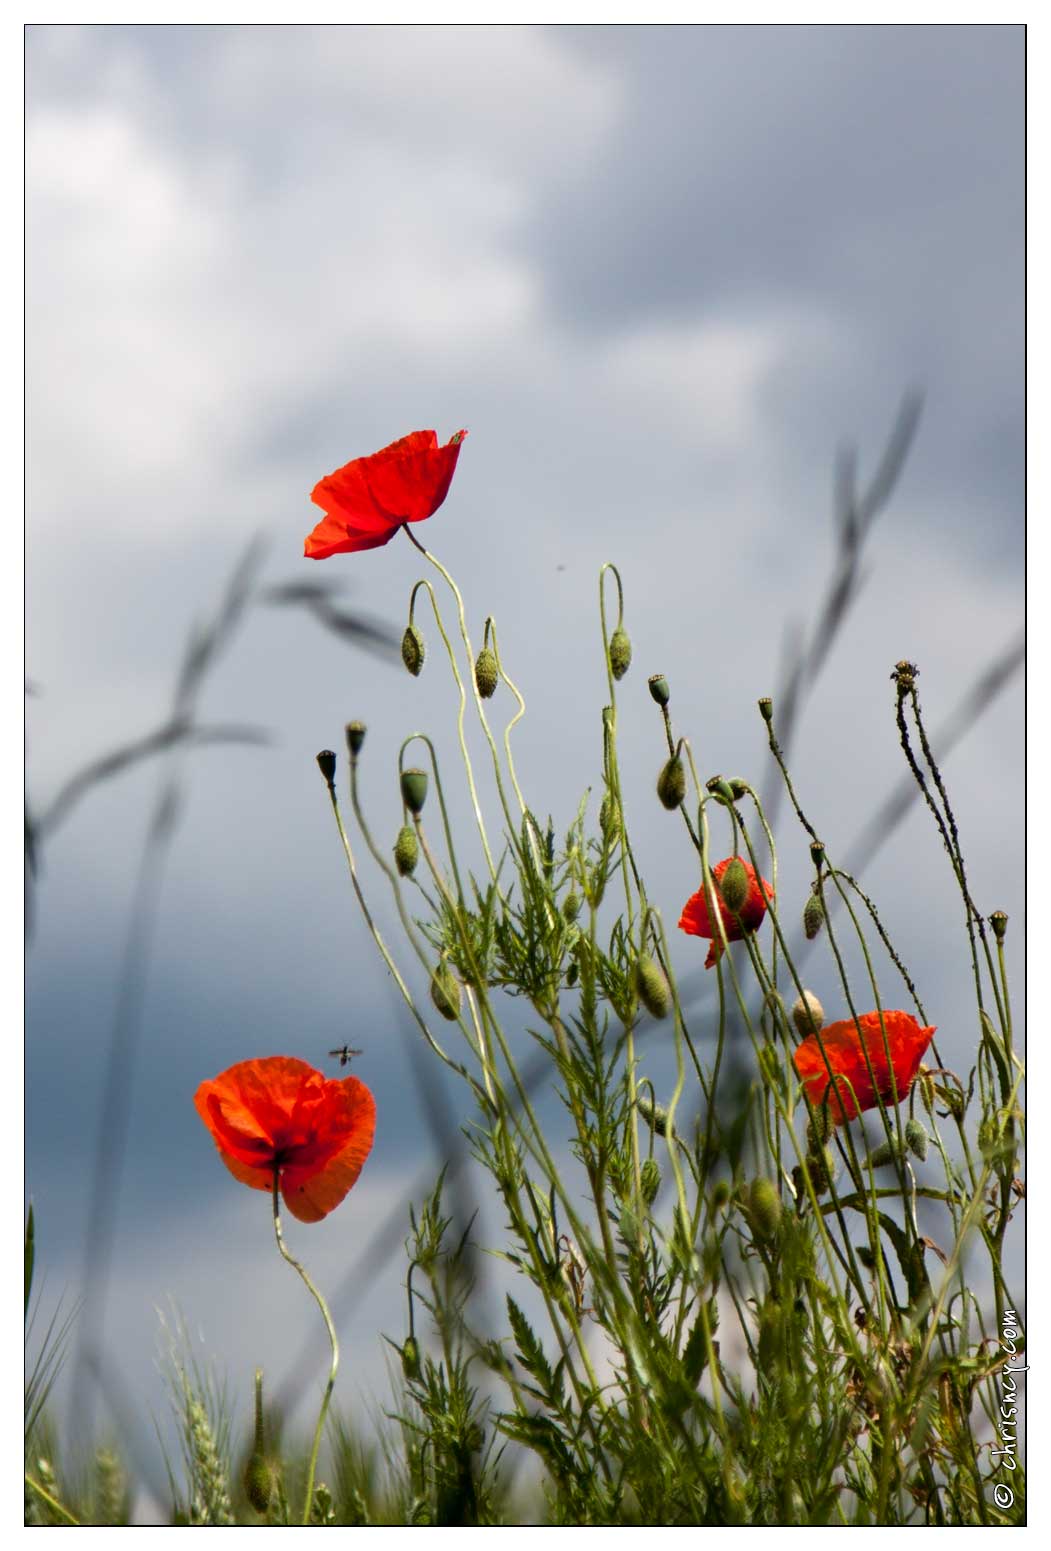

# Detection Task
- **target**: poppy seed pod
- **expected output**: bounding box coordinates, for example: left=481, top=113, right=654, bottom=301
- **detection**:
left=791, top=990, right=825, bottom=1039
left=656, top=755, right=686, bottom=810
left=718, top=858, right=750, bottom=915
left=634, top=955, right=671, bottom=1020
left=345, top=721, right=366, bottom=758
left=474, top=646, right=499, bottom=698
left=316, top=749, right=337, bottom=785
left=640, top=1157, right=661, bottom=1205
left=990, top=911, right=1008, bottom=943
left=394, top=824, right=419, bottom=877
left=803, top=893, right=825, bottom=941
left=430, top=963, right=462, bottom=1021
left=400, top=767, right=429, bottom=815
left=905, top=1117, right=929, bottom=1162
left=758, top=696, right=774, bottom=723
left=748, top=1177, right=782, bottom=1242
left=609, top=627, right=632, bottom=680
left=401, top=624, right=426, bottom=677
left=647, top=673, right=670, bottom=707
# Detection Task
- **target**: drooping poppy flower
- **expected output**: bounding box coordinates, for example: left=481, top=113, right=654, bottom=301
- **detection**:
left=304, top=429, right=467, bottom=559
left=792, top=1010, right=936, bottom=1125
left=194, top=1056, right=376, bottom=1223
left=678, top=857, right=775, bottom=969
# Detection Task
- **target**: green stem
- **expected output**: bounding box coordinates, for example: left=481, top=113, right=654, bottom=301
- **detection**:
left=270, top=1170, right=338, bottom=1526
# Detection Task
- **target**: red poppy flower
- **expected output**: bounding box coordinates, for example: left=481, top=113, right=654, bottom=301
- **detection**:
left=304, top=429, right=467, bottom=559
left=792, top=1010, right=936, bottom=1124
left=194, top=1056, right=376, bottom=1223
left=678, top=857, right=775, bottom=969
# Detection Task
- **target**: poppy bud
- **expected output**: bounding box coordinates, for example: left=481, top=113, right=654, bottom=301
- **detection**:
left=562, top=891, right=581, bottom=924
left=599, top=793, right=621, bottom=841
left=718, top=858, right=750, bottom=915
left=566, top=961, right=579, bottom=987
left=608, top=627, right=632, bottom=680
left=856, top=1244, right=877, bottom=1271
left=243, top=1368, right=274, bottom=1515
left=656, top=755, right=686, bottom=810
left=791, top=990, right=825, bottom=1039
left=728, top=778, right=749, bottom=801
left=803, top=893, right=824, bottom=941
left=757, top=1298, right=785, bottom=1367
left=637, top=1095, right=668, bottom=1137
left=639, top=1157, right=661, bottom=1205
left=648, top=673, right=670, bottom=707
left=905, top=1118, right=929, bottom=1162
left=806, top=1106, right=834, bottom=1153
left=401, top=1336, right=422, bottom=1382
left=400, top=768, right=429, bottom=815
left=747, top=1177, right=782, bottom=1242
left=758, top=697, right=774, bottom=723
left=711, top=1180, right=731, bottom=1212
left=474, top=647, right=499, bottom=699
left=345, top=721, right=366, bottom=758
left=634, top=955, right=671, bottom=1020
left=990, top=911, right=1008, bottom=943
left=401, top=624, right=426, bottom=677
left=316, top=749, right=337, bottom=785
left=394, top=825, right=419, bottom=877
left=868, top=1139, right=903, bottom=1169
left=803, top=1147, right=835, bottom=1195
left=244, top=1451, right=275, bottom=1516
left=430, top=963, right=462, bottom=1021
left=978, top=1117, right=1000, bottom=1158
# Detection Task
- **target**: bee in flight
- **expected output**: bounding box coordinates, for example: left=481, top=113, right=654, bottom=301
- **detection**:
left=328, top=1045, right=363, bottom=1067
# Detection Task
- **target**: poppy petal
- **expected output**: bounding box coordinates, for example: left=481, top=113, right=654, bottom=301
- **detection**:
left=281, top=1077, right=376, bottom=1223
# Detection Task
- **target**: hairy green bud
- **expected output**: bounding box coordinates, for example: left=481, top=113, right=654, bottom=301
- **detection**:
left=637, top=1095, right=668, bottom=1138
left=474, top=646, right=498, bottom=699
left=599, top=792, right=621, bottom=841
left=904, top=1117, right=929, bottom=1162
left=867, top=1139, right=903, bottom=1169
left=393, top=824, right=419, bottom=877
left=719, top=857, right=749, bottom=914
left=562, top=890, right=582, bottom=924
left=656, top=755, right=686, bottom=810
left=430, top=963, right=462, bottom=1022
left=748, top=1177, right=782, bottom=1242
left=803, top=892, right=825, bottom=941
left=608, top=627, right=632, bottom=680
left=634, top=954, right=671, bottom=1020
left=639, top=1157, right=661, bottom=1205
left=401, top=623, right=426, bottom=677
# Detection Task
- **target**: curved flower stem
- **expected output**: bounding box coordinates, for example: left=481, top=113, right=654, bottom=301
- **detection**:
left=270, top=1170, right=338, bottom=1526
left=401, top=527, right=497, bottom=877
left=321, top=769, right=484, bottom=1090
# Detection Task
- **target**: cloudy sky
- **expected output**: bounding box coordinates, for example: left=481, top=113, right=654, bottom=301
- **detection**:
left=25, top=22, right=1023, bottom=1511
